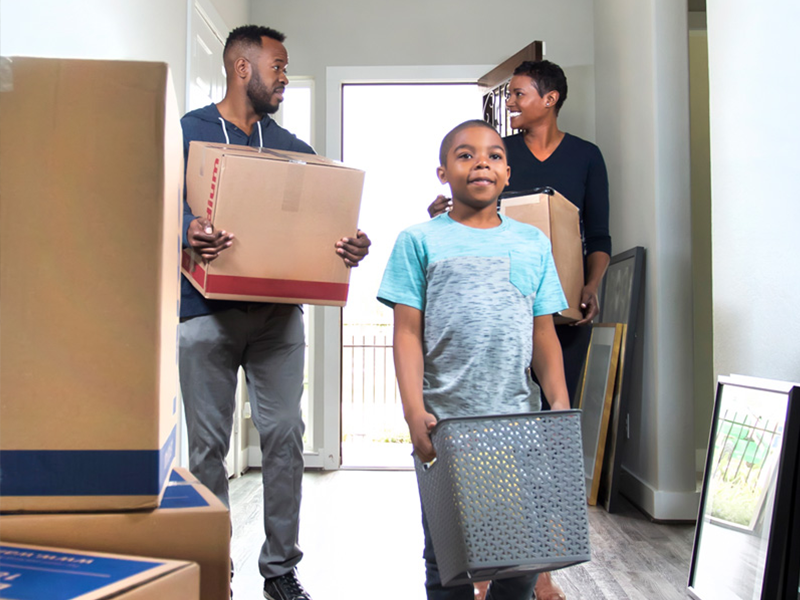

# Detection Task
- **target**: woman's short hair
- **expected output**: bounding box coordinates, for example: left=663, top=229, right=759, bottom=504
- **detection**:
left=513, top=60, right=568, bottom=114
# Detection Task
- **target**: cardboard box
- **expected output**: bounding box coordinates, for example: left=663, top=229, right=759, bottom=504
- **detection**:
left=182, top=142, right=365, bottom=306
left=0, top=468, right=230, bottom=600
left=500, top=189, right=585, bottom=323
left=0, top=543, right=199, bottom=600
left=0, top=57, right=183, bottom=512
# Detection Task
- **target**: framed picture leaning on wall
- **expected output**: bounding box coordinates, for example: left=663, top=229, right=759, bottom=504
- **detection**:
left=576, top=323, right=624, bottom=506
left=597, top=246, right=645, bottom=513
left=688, top=375, right=800, bottom=600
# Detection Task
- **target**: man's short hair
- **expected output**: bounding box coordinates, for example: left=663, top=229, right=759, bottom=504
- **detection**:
left=223, top=25, right=286, bottom=61
left=513, top=60, right=568, bottom=114
left=439, top=120, right=503, bottom=166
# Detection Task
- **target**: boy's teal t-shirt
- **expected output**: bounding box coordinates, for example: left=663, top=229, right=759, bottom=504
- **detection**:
left=378, top=213, right=567, bottom=419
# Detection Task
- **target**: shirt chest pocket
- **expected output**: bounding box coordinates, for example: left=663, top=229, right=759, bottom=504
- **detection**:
left=508, top=250, right=541, bottom=299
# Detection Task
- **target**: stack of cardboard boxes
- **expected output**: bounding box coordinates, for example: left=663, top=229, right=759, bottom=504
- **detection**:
left=0, top=57, right=229, bottom=600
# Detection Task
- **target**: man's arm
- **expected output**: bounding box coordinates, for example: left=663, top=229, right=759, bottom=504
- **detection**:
left=531, top=314, right=571, bottom=410
left=393, top=303, right=437, bottom=462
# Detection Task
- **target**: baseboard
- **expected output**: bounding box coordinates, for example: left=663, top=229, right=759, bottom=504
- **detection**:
left=620, top=466, right=701, bottom=522
left=696, top=447, right=707, bottom=475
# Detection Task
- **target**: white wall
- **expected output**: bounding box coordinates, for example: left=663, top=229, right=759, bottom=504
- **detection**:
left=594, top=0, right=697, bottom=519
left=0, top=0, right=189, bottom=110
left=206, top=0, right=249, bottom=34
left=251, top=0, right=597, bottom=153
left=0, top=0, right=248, bottom=114
left=707, top=0, right=800, bottom=384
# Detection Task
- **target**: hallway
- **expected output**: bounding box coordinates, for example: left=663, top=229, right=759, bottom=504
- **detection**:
left=230, top=469, right=695, bottom=599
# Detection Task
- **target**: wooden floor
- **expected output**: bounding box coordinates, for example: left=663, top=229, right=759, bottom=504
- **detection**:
left=229, top=469, right=696, bottom=600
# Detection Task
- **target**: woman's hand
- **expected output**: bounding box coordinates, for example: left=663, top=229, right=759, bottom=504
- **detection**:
left=427, top=195, right=452, bottom=218
left=573, top=251, right=610, bottom=325
left=574, top=284, right=600, bottom=325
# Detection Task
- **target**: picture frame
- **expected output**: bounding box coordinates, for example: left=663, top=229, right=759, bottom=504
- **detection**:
left=688, top=376, right=800, bottom=600
left=597, top=246, right=646, bottom=513
left=577, top=323, right=624, bottom=506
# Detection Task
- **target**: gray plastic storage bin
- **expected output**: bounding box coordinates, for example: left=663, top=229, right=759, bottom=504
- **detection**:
left=415, top=410, right=590, bottom=586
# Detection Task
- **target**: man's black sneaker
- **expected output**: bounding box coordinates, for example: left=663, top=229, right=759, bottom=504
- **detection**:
left=263, top=570, right=311, bottom=600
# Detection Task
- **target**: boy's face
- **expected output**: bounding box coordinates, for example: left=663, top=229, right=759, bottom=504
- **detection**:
left=437, top=127, right=510, bottom=210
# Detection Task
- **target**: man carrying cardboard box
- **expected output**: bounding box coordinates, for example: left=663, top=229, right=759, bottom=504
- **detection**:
left=179, top=25, right=371, bottom=600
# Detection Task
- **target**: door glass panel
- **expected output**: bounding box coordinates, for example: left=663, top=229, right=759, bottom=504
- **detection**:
left=340, top=83, right=481, bottom=468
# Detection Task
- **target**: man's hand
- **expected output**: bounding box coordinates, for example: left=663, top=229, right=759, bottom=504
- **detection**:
left=406, top=410, right=437, bottom=463
left=427, top=195, right=452, bottom=218
left=574, top=284, right=600, bottom=326
left=187, top=218, right=234, bottom=263
left=335, top=229, right=371, bottom=267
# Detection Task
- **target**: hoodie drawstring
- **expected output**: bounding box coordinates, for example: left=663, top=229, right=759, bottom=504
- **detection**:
left=218, top=117, right=230, bottom=144
left=218, top=115, right=264, bottom=147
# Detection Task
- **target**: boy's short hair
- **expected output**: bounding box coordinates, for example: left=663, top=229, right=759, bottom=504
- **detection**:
left=223, top=25, right=286, bottom=61
left=439, top=120, right=504, bottom=165
left=513, top=60, right=568, bottom=114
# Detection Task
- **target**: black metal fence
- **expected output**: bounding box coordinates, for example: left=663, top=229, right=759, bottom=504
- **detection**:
left=714, top=410, right=781, bottom=488
left=341, top=331, right=406, bottom=442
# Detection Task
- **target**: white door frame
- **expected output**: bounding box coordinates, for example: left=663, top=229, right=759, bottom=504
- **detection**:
left=310, top=65, right=494, bottom=471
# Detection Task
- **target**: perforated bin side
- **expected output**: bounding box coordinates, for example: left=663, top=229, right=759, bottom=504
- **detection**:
left=415, top=410, right=590, bottom=587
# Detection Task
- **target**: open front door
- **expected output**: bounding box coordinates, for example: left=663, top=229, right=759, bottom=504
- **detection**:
left=479, top=41, right=544, bottom=135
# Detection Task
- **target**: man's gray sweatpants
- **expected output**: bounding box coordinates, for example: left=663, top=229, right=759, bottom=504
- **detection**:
left=179, top=303, right=306, bottom=580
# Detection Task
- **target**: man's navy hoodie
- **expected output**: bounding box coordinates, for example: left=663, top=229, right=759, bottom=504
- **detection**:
left=180, top=103, right=315, bottom=319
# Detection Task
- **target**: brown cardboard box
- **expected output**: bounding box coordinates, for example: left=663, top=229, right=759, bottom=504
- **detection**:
left=0, top=57, right=183, bottom=512
left=0, top=542, right=199, bottom=600
left=182, top=141, right=365, bottom=306
left=0, top=468, right=230, bottom=600
left=500, top=190, right=585, bottom=323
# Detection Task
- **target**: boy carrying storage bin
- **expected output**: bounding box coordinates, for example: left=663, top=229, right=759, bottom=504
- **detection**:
left=378, top=120, right=581, bottom=599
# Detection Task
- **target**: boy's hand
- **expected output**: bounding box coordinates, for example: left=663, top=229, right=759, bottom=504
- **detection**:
left=548, top=398, right=571, bottom=411
left=187, top=218, right=234, bottom=262
left=406, top=410, right=437, bottom=463
left=427, top=195, right=452, bottom=218
left=335, top=229, right=371, bottom=267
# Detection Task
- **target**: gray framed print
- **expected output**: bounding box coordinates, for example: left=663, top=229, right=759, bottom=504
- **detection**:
left=688, top=376, right=800, bottom=600
left=598, top=246, right=645, bottom=513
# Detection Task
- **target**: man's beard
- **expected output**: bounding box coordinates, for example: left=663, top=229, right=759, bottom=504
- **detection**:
left=247, top=70, right=281, bottom=116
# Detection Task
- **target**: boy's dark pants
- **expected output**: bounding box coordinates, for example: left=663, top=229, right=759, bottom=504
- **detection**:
left=422, top=511, right=538, bottom=600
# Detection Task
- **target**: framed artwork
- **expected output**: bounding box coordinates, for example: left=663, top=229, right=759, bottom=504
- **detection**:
left=597, top=246, right=645, bottom=513
left=688, top=376, right=800, bottom=600
left=577, top=323, right=624, bottom=506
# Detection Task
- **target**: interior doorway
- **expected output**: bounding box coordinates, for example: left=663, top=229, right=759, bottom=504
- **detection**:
left=339, top=82, right=482, bottom=468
